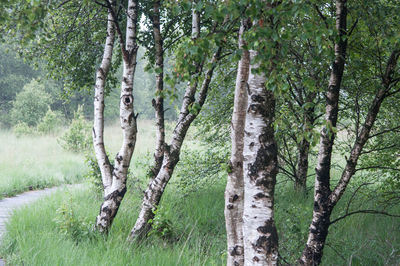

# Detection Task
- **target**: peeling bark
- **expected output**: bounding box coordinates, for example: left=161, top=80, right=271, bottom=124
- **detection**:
left=225, top=18, right=251, bottom=266
left=149, top=0, right=165, bottom=179
left=242, top=51, right=279, bottom=266
left=95, top=0, right=139, bottom=232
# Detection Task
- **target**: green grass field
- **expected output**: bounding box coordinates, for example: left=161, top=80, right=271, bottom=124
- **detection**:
left=0, top=129, right=85, bottom=198
left=0, top=120, right=399, bottom=265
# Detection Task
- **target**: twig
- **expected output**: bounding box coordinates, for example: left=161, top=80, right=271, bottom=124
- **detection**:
left=330, top=210, right=400, bottom=225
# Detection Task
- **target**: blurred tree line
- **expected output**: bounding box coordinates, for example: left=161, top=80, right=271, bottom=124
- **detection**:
left=0, top=43, right=179, bottom=129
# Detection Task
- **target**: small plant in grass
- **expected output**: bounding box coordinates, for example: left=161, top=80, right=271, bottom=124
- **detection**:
left=58, top=105, right=92, bottom=152
left=84, top=153, right=115, bottom=195
left=53, top=197, right=96, bottom=243
left=175, top=147, right=228, bottom=195
left=147, top=207, right=174, bottom=240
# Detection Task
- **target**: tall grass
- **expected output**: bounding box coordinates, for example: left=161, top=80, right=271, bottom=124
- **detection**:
left=1, top=120, right=399, bottom=265
left=0, top=130, right=85, bottom=198
left=1, top=175, right=399, bottom=265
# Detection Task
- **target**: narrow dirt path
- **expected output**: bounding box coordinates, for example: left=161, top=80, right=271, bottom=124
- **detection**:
left=0, top=186, right=72, bottom=265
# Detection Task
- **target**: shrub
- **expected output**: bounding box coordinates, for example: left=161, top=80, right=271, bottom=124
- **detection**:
left=147, top=207, right=174, bottom=240
left=58, top=106, right=92, bottom=153
left=10, top=79, right=52, bottom=126
left=37, top=108, right=63, bottom=135
left=53, top=197, right=96, bottom=243
left=174, top=147, right=228, bottom=195
left=13, top=121, right=36, bottom=137
left=84, top=153, right=116, bottom=195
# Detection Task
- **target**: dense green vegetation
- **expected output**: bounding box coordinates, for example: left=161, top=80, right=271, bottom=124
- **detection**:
left=0, top=123, right=399, bottom=265
left=1, top=0, right=399, bottom=265
left=1, top=164, right=399, bottom=265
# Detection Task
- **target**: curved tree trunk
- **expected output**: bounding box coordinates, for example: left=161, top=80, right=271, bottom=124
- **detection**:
left=299, top=50, right=399, bottom=265
left=225, top=18, right=251, bottom=266
left=93, top=10, right=115, bottom=192
left=95, top=0, right=139, bottom=232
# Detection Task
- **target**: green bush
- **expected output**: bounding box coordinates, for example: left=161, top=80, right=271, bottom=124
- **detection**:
left=13, top=121, right=36, bottom=137
left=84, top=153, right=118, bottom=195
left=53, top=197, right=96, bottom=243
left=10, top=79, right=52, bottom=126
left=58, top=106, right=92, bottom=153
left=37, top=108, right=63, bottom=135
left=175, top=147, right=228, bottom=195
left=147, top=207, right=174, bottom=240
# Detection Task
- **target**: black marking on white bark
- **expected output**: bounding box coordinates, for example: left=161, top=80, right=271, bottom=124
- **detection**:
left=229, top=194, right=239, bottom=203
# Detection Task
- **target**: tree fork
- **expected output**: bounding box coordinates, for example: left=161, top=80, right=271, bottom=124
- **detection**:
left=95, top=0, right=139, bottom=232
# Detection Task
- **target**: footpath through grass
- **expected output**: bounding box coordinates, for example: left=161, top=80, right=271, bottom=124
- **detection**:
left=0, top=130, right=85, bottom=198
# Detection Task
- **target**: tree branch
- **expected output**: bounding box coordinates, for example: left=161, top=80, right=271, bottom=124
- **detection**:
left=330, top=209, right=400, bottom=225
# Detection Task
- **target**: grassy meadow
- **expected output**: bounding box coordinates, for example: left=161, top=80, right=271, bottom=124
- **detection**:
left=0, top=120, right=399, bottom=265
left=0, top=129, right=85, bottom=198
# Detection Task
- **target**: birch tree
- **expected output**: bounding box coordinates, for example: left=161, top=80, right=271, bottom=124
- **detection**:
left=94, top=0, right=139, bottom=232
left=224, top=18, right=251, bottom=266
left=128, top=2, right=230, bottom=239
left=298, top=0, right=400, bottom=264
left=241, top=3, right=282, bottom=263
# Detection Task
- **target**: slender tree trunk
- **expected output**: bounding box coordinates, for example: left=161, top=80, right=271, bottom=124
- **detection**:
left=127, top=5, right=207, bottom=240
left=295, top=138, right=310, bottom=192
left=93, top=11, right=115, bottom=191
left=128, top=46, right=221, bottom=240
left=149, top=0, right=165, bottom=179
left=299, top=50, right=399, bottom=265
left=299, top=1, right=347, bottom=263
left=329, top=50, right=399, bottom=205
left=295, top=104, right=315, bottom=193
left=96, top=0, right=139, bottom=232
left=225, top=18, right=250, bottom=266
left=242, top=49, right=279, bottom=265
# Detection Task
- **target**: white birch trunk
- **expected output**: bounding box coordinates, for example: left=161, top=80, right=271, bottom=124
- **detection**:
left=149, top=0, right=165, bottom=179
left=95, top=0, right=139, bottom=232
left=93, top=11, right=115, bottom=191
left=225, top=18, right=250, bottom=266
left=242, top=49, right=279, bottom=265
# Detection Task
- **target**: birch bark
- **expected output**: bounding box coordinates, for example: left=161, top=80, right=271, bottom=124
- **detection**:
left=225, top=18, right=250, bottom=266
left=242, top=51, right=279, bottom=266
left=149, top=0, right=165, bottom=179
left=93, top=10, right=115, bottom=192
left=95, top=0, right=139, bottom=232
left=299, top=50, right=399, bottom=266
left=298, top=0, right=346, bottom=263
left=128, top=47, right=221, bottom=240
left=127, top=5, right=211, bottom=240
